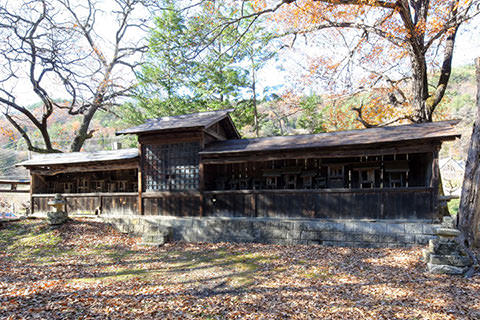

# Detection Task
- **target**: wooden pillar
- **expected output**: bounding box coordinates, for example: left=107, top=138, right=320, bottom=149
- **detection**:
left=430, top=148, right=441, bottom=220
left=199, top=132, right=205, bottom=217
left=137, top=146, right=144, bottom=216
left=30, top=173, right=38, bottom=214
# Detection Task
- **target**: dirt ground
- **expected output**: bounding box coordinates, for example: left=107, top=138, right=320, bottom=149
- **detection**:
left=0, top=219, right=479, bottom=320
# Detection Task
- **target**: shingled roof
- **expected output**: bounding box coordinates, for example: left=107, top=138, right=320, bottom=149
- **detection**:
left=116, top=109, right=236, bottom=135
left=17, top=148, right=139, bottom=167
left=201, top=120, right=460, bottom=155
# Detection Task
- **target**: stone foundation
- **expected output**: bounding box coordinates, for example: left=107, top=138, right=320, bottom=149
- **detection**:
left=100, top=215, right=440, bottom=247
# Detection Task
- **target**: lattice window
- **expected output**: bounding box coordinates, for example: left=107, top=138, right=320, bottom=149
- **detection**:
left=143, top=142, right=200, bottom=191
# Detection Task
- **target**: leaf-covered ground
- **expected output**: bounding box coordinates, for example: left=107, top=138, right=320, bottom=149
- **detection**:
left=0, top=219, right=479, bottom=320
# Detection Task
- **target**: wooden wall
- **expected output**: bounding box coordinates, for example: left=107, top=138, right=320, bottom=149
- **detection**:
left=32, top=188, right=435, bottom=220
left=33, top=193, right=138, bottom=215
left=203, top=188, right=436, bottom=220
left=143, top=194, right=201, bottom=216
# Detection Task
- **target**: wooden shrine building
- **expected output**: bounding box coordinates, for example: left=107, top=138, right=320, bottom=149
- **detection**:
left=19, top=109, right=460, bottom=221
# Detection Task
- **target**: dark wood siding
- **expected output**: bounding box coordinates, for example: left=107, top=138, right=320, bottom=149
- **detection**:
left=32, top=188, right=435, bottom=219
left=143, top=194, right=201, bottom=216
left=203, top=188, right=435, bottom=220
left=33, top=193, right=138, bottom=215
left=102, top=195, right=138, bottom=214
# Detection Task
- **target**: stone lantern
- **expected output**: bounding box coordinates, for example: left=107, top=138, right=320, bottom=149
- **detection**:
left=423, top=217, right=473, bottom=275
left=47, top=193, right=68, bottom=225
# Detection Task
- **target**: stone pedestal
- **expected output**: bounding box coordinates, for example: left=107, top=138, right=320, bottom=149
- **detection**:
left=47, top=194, right=68, bottom=225
left=422, top=223, right=473, bottom=275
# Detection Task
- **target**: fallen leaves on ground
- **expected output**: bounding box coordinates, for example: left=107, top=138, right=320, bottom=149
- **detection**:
left=0, top=219, right=479, bottom=320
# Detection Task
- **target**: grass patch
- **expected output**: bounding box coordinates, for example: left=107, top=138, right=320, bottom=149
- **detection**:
left=0, top=220, right=65, bottom=261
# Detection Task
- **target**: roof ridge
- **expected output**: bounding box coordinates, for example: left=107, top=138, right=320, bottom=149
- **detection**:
left=116, top=109, right=235, bottom=135
left=201, top=120, right=460, bottom=155
left=145, top=108, right=234, bottom=121
left=221, top=119, right=460, bottom=143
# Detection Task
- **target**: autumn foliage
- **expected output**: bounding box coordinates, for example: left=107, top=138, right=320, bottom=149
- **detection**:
left=248, top=0, right=478, bottom=126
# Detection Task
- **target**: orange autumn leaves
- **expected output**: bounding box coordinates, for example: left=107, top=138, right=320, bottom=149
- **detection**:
left=249, top=0, right=469, bottom=127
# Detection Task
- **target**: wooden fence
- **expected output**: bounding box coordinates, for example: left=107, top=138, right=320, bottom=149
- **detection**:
left=203, top=188, right=436, bottom=220
left=32, top=187, right=436, bottom=220
left=33, top=193, right=138, bottom=215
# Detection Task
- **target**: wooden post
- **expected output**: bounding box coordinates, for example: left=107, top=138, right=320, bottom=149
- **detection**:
left=30, top=174, right=37, bottom=215
left=138, top=145, right=144, bottom=215
left=199, top=132, right=205, bottom=217
left=430, top=148, right=441, bottom=220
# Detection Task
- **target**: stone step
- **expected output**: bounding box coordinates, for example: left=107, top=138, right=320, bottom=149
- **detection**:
left=429, top=239, right=460, bottom=255
left=427, top=263, right=469, bottom=275
left=429, top=254, right=473, bottom=267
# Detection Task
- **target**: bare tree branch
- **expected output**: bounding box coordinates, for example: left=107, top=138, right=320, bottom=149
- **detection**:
left=0, top=0, right=155, bottom=152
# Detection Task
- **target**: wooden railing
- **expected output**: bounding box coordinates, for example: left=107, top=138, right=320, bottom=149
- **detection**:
left=32, top=192, right=138, bottom=215
left=31, top=187, right=437, bottom=220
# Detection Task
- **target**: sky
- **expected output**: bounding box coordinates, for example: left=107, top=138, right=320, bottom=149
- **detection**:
left=4, top=1, right=480, bottom=107
left=257, top=16, right=480, bottom=97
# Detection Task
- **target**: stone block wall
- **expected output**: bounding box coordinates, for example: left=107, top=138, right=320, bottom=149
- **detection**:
left=100, top=215, right=440, bottom=248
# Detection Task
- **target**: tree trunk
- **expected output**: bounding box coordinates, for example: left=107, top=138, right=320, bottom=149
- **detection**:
left=410, top=54, right=429, bottom=123
left=70, top=105, right=99, bottom=152
left=458, top=57, right=480, bottom=248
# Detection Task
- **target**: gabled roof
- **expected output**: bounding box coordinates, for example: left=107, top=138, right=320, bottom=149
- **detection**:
left=116, top=109, right=239, bottom=137
left=17, top=148, right=139, bottom=167
left=201, top=120, right=460, bottom=155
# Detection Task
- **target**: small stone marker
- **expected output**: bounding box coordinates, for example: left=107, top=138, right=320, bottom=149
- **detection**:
left=422, top=218, right=473, bottom=275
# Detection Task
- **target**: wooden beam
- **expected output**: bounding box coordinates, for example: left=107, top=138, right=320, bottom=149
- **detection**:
left=201, top=143, right=441, bottom=165
left=0, top=190, right=29, bottom=193
left=203, top=187, right=434, bottom=195
left=0, top=180, right=29, bottom=185
left=32, top=192, right=138, bottom=198
left=204, top=128, right=226, bottom=141
left=142, top=191, right=201, bottom=198
left=29, top=161, right=139, bottom=176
